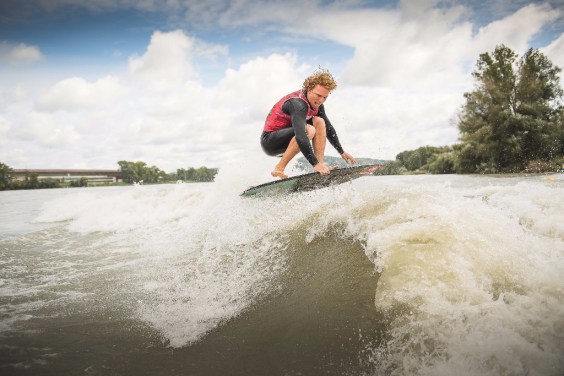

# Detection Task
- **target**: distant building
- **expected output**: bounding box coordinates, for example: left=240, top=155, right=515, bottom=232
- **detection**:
left=13, top=169, right=122, bottom=185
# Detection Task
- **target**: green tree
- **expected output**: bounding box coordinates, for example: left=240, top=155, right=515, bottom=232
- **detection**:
left=175, top=166, right=218, bottom=182
left=39, top=178, right=62, bottom=189
left=118, top=160, right=136, bottom=183
left=176, top=168, right=187, bottom=181
left=118, top=160, right=143, bottom=183
left=457, top=45, right=563, bottom=173
left=186, top=167, right=197, bottom=181
left=118, top=160, right=164, bottom=184
left=516, top=48, right=564, bottom=161
left=0, top=162, right=14, bottom=190
left=24, top=173, right=40, bottom=189
left=69, top=177, right=88, bottom=187
left=396, top=146, right=449, bottom=171
left=378, top=160, right=406, bottom=175
left=143, top=165, right=161, bottom=183
left=427, top=150, right=456, bottom=174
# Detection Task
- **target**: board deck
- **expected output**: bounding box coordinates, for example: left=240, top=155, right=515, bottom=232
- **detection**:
left=241, top=164, right=381, bottom=197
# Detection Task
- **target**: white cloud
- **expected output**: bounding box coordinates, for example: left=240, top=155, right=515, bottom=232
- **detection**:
left=98, top=51, right=306, bottom=170
left=134, top=1, right=558, bottom=92
left=208, top=53, right=310, bottom=161
left=0, top=42, right=43, bottom=64
left=542, top=33, right=564, bottom=72
left=0, top=116, right=10, bottom=145
left=0, top=86, right=28, bottom=107
left=16, top=112, right=81, bottom=148
left=329, top=86, right=464, bottom=159
left=293, top=2, right=560, bottom=88
left=129, top=30, right=196, bottom=91
left=115, top=53, right=307, bottom=169
left=216, top=53, right=307, bottom=121
left=128, top=30, right=226, bottom=91
left=473, top=3, right=560, bottom=54
left=37, top=76, right=126, bottom=111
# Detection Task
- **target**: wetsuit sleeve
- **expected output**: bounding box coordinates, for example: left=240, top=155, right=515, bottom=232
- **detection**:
left=317, top=104, right=345, bottom=155
left=282, top=98, right=319, bottom=166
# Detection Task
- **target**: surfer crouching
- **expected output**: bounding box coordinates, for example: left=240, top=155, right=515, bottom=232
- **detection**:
left=260, top=69, right=356, bottom=179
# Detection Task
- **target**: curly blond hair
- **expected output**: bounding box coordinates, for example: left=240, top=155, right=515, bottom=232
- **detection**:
left=302, top=68, right=337, bottom=93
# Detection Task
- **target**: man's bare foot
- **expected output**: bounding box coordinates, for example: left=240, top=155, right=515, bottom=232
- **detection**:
left=271, top=169, right=288, bottom=179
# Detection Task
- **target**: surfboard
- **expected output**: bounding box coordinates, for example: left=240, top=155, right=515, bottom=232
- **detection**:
left=241, top=164, right=381, bottom=197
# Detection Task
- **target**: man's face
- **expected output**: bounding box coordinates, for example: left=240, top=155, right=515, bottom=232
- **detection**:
left=306, top=85, right=329, bottom=109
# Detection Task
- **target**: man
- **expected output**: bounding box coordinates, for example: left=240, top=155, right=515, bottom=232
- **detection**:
left=261, top=69, right=356, bottom=179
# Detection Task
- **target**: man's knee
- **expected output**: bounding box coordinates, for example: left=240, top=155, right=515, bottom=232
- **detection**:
left=306, top=124, right=316, bottom=140
left=312, top=116, right=326, bottom=131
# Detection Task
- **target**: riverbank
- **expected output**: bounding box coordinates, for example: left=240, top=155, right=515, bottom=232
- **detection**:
left=0, top=179, right=210, bottom=191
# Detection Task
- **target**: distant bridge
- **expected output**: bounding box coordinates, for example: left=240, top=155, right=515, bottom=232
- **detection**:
left=13, top=169, right=123, bottom=184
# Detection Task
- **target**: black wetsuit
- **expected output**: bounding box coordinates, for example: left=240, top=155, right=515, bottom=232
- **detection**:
left=260, top=98, right=345, bottom=166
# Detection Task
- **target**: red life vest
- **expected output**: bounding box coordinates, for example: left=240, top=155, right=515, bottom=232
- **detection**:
left=263, top=90, right=318, bottom=132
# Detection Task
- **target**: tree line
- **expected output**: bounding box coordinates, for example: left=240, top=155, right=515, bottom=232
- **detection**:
left=0, top=161, right=218, bottom=191
left=117, top=161, right=217, bottom=184
left=385, top=45, right=563, bottom=174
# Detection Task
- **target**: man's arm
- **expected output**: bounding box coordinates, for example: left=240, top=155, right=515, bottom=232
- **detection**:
left=316, top=104, right=344, bottom=154
left=317, top=105, right=356, bottom=164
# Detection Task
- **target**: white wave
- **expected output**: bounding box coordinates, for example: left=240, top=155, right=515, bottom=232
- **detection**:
left=6, top=172, right=562, bottom=375
left=478, top=179, right=564, bottom=240
left=325, top=175, right=564, bottom=376
left=25, top=161, right=314, bottom=346
left=33, top=184, right=207, bottom=233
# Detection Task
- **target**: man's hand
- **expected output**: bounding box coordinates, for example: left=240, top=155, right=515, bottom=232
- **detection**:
left=314, top=163, right=338, bottom=176
left=341, top=152, right=356, bottom=164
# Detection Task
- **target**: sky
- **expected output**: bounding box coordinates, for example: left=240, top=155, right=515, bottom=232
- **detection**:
left=0, top=0, right=563, bottom=172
